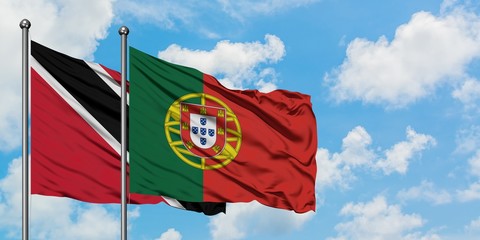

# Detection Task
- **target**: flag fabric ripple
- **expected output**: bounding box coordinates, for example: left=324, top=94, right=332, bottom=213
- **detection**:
left=129, top=47, right=317, bottom=213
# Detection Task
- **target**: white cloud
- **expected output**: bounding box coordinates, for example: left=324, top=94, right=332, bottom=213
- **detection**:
left=339, top=126, right=376, bottom=167
left=452, top=78, right=480, bottom=111
left=209, top=201, right=314, bottom=240
left=435, top=216, right=480, bottom=240
left=455, top=125, right=480, bottom=154
left=128, top=206, right=140, bottom=219
left=315, top=148, right=353, bottom=191
left=0, top=157, right=23, bottom=231
left=375, top=127, right=436, bottom=175
left=217, top=0, right=319, bottom=21
left=0, top=0, right=115, bottom=152
left=2, top=0, right=114, bottom=59
left=328, top=196, right=430, bottom=240
left=126, top=206, right=141, bottom=232
left=114, top=0, right=321, bottom=41
left=316, top=126, right=435, bottom=191
left=465, top=217, right=480, bottom=233
left=158, top=34, right=285, bottom=91
left=0, top=158, right=120, bottom=239
left=403, top=232, right=442, bottom=240
left=326, top=7, right=480, bottom=108
left=457, top=182, right=480, bottom=202
left=456, top=149, right=480, bottom=202
left=36, top=203, right=119, bottom=240
left=155, top=228, right=182, bottom=240
left=115, top=0, right=194, bottom=29
left=117, top=0, right=319, bottom=28
left=316, top=126, right=375, bottom=190
left=468, top=150, right=480, bottom=178
left=0, top=90, right=21, bottom=152
left=397, top=180, right=452, bottom=205
left=440, top=0, right=459, bottom=13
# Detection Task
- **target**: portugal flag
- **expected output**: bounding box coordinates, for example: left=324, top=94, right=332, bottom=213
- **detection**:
left=129, top=47, right=317, bottom=213
left=30, top=41, right=225, bottom=215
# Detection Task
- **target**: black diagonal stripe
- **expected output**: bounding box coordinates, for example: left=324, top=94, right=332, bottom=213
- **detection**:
left=178, top=200, right=226, bottom=215
left=32, top=41, right=124, bottom=145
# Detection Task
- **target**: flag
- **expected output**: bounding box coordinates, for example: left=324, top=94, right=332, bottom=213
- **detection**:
left=30, top=41, right=225, bottom=215
left=129, top=47, right=317, bottom=213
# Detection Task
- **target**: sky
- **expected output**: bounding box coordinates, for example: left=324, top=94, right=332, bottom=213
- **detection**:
left=1, top=0, right=480, bottom=239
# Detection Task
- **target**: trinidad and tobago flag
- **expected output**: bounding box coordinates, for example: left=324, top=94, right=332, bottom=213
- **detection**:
left=30, top=41, right=225, bottom=215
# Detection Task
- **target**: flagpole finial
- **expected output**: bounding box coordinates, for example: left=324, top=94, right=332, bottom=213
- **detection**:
left=119, top=26, right=129, bottom=36
left=19, top=19, right=31, bottom=29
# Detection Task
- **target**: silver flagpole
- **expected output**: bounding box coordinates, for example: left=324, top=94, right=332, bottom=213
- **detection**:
left=20, top=19, right=31, bottom=240
left=119, top=25, right=129, bottom=240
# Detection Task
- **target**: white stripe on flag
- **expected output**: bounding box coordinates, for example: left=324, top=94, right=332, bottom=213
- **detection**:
left=87, top=61, right=130, bottom=105
left=87, top=62, right=120, bottom=95
left=162, top=196, right=186, bottom=210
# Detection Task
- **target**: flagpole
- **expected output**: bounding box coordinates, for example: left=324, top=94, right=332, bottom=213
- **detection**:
left=20, top=18, right=31, bottom=240
left=119, top=25, right=129, bottom=240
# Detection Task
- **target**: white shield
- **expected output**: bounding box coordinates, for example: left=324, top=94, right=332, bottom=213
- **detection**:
left=190, top=113, right=217, bottom=149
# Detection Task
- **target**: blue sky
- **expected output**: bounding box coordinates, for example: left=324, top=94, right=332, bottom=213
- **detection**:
left=1, top=0, right=480, bottom=239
